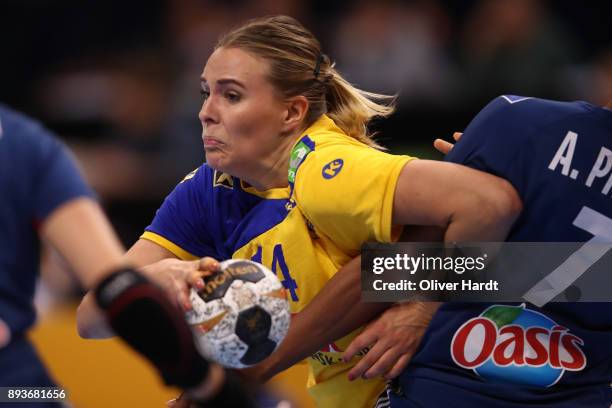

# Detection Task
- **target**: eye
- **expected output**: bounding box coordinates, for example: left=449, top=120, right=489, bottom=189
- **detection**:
left=200, top=89, right=210, bottom=100
left=226, top=91, right=241, bottom=103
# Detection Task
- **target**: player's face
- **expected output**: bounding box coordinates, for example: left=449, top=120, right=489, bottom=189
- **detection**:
left=199, top=47, right=288, bottom=179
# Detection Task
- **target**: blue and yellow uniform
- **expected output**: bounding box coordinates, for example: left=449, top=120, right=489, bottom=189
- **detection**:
left=0, top=105, right=93, bottom=398
left=143, top=115, right=414, bottom=407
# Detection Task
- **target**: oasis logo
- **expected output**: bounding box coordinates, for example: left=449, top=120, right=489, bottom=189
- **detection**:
left=450, top=304, right=586, bottom=387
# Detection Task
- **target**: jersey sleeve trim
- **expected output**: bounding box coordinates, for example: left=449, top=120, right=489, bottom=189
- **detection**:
left=140, top=231, right=198, bottom=260
left=380, top=156, right=416, bottom=241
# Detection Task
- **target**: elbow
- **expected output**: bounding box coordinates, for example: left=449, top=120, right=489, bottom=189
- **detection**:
left=76, top=310, right=92, bottom=339
left=480, top=179, right=522, bottom=231
left=76, top=303, right=95, bottom=339
left=497, top=179, right=522, bottom=224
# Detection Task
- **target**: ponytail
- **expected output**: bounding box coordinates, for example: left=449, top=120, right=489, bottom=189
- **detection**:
left=325, top=67, right=395, bottom=149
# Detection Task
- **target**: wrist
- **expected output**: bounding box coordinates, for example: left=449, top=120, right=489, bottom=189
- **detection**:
left=422, top=301, right=442, bottom=313
left=415, top=301, right=442, bottom=325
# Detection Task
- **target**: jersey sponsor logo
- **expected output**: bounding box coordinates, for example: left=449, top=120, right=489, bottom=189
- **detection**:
left=0, top=318, right=11, bottom=349
left=213, top=170, right=234, bottom=189
left=322, top=159, right=344, bottom=179
left=288, top=140, right=312, bottom=183
left=450, top=304, right=586, bottom=387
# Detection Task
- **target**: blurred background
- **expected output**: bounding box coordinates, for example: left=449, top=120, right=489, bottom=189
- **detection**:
left=1, top=0, right=610, bottom=406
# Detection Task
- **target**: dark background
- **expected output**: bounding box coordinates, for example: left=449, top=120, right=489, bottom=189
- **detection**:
left=2, top=0, right=611, bottom=246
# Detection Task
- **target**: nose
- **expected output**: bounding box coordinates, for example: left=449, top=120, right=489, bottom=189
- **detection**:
left=198, top=96, right=218, bottom=127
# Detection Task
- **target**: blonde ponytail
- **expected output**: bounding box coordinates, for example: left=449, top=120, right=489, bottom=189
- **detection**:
left=325, top=67, right=395, bottom=149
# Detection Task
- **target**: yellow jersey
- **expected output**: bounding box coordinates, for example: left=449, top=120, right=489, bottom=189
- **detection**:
left=142, top=115, right=414, bottom=407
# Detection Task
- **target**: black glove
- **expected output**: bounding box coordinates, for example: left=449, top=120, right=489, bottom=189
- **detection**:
left=94, top=268, right=209, bottom=388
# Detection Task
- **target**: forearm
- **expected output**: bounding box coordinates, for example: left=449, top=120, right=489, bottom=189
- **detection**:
left=76, top=239, right=179, bottom=339
left=41, top=197, right=128, bottom=289
left=255, top=256, right=391, bottom=380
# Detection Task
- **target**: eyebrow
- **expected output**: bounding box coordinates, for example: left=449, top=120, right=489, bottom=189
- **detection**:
left=200, top=78, right=246, bottom=90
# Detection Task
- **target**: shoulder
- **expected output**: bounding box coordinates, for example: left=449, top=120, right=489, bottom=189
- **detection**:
left=177, top=163, right=245, bottom=192
left=298, top=133, right=362, bottom=176
left=0, top=105, right=44, bottom=135
left=0, top=105, right=61, bottom=158
left=300, top=129, right=411, bottom=175
left=448, top=96, right=587, bottom=164
left=165, top=163, right=255, bottom=213
left=292, top=115, right=413, bottom=212
left=293, top=114, right=381, bottom=178
left=0, top=106, right=80, bottom=193
left=467, top=95, right=591, bottom=136
left=293, top=133, right=412, bottom=207
left=294, top=132, right=366, bottom=191
left=175, top=163, right=238, bottom=192
left=165, top=163, right=215, bottom=205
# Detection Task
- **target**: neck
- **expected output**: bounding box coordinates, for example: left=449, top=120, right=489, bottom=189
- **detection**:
left=243, top=130, right=303, bottom=191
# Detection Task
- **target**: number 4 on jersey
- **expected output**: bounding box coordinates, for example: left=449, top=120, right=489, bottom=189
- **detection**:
left=251, top=244, right=299, bottom=301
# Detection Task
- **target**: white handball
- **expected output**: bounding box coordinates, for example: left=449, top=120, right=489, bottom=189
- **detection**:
left=185, top=259, right=291, bottom=368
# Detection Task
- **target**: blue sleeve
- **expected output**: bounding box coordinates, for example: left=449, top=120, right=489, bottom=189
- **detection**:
left=2, top=107, right=95, bottom=222
left=33, top=136, right=95, bottom=220
left=445, top=96, right=535, bottom=191
left=144, top=166, right=220, bottom=259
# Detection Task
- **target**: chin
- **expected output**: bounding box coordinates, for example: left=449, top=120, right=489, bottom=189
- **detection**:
left=204, top=150, right=230, bottom=173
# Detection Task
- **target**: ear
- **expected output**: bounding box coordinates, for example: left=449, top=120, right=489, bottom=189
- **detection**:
left=281, top=95, right=309, bottom=134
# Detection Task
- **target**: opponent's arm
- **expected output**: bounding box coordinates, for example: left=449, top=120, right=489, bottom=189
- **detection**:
left=42, top=197, right=253, bottom=404
left=76, top=238, right=215, bottom=339
left=77, top=165, right=215, bottom=338
left=41, top=197, right=128, bottom=287
left=41, top=198, right=207, bottom=382
left=75, top=238, right=177, bottom=338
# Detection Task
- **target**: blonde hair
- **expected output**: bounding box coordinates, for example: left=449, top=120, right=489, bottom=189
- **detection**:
left=216, top=15, right=395, bottom=149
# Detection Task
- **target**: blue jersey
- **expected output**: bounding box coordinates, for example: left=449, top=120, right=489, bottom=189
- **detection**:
left=0, top=105, right=93, bottom=390
left=394, top=96, right=612, bottom=407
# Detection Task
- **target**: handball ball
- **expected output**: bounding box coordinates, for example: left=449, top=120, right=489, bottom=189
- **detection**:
left=186, top=259, right=291, bottom=368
